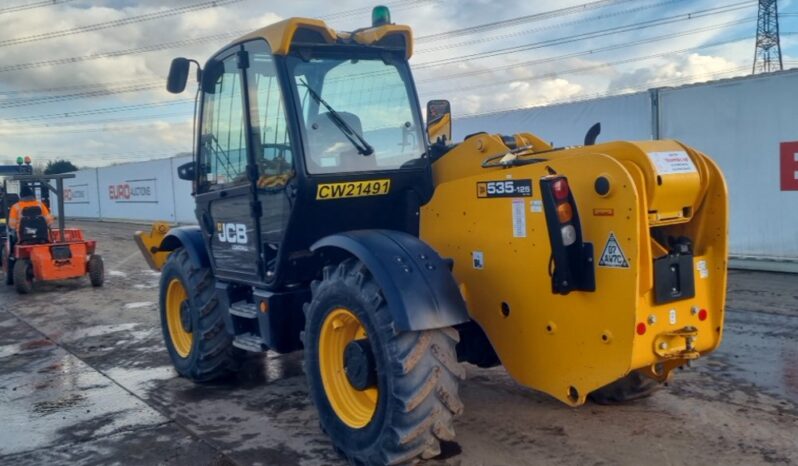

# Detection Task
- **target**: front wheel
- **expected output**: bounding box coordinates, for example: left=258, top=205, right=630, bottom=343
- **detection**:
left=304, top=259, right=465, bottom=465
left=88, top=254, right=104, bottom=287
left=158, top=248, right=244, bottom=382
left=13, top=258, right=33, bottom=294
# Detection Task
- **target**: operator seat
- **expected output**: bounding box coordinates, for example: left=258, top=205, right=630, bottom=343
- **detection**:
left=18, top=206, right=49, bottom=244
left=307, top=112, right=376, bottom=173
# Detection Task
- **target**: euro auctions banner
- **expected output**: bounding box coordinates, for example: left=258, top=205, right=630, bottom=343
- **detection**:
left=98, top=158, right=177, bottom=221
left=107, top=178, right=158, bottom=203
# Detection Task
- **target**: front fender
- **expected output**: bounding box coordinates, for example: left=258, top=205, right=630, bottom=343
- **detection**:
left=312, top=230, right=470, bottom=332
left=159, top=226, right=210, bottom=270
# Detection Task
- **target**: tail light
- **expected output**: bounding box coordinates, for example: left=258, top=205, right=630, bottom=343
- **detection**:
left=540, top=175, right=595, bottom=294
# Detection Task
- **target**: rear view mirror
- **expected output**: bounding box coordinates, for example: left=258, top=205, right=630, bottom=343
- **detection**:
left=167, top=57, right=191, bottom=94
left=177, top=161, right=195, bottom=181
left=426, top=99, right=452, bottom=144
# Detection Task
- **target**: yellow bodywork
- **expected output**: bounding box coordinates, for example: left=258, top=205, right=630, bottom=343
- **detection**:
left=420, top=133, right=728, bottom=405
left=134, top=222, right=171, bottom=271
left=234, top=18, right=413, bottom=59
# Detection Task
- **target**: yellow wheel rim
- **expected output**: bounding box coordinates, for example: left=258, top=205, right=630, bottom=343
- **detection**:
left=319, top=307, right=378, bottom=428
left=166, top=278, right=193, bottom=358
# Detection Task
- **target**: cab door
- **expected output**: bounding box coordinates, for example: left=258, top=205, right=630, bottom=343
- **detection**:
left=195, top=45, right=261, bottom=281
left=243, top=40, right=296, bottom=281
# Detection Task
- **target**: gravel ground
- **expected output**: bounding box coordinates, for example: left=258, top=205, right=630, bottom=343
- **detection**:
left=0, top=221, right=796, bottom=465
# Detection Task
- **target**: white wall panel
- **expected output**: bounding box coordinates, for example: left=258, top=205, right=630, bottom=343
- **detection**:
left=171, top=155, right=197, bottom=224
left=51, top=168, right=100, bottom=219
left=659, top=70, right=798, bottom=259
left=453, top=92, right=654, bottom=146
left=97, top=159, right=177, bottom=222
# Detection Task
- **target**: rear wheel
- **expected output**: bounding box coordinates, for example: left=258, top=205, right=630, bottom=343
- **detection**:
left=13, top=258, right=33, bottom=294
left=88, top=254, right=104, bottom=287
left=304, top=259, right=465, bottom=465
left=588, top=371, right=661, bottom=404
left=159, top=248, right=244, bottom=382
left=3, top=245, right=13, bottom=286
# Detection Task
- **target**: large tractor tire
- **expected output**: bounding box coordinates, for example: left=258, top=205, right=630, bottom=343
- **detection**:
left=588, top=371, right=661, bottom=405
left=13, top=258, right=33, bottom=294
left=303, top=258, right=465, bottom=465
left=88, top=255, right=104, bottom=287
left=158, top=247, right=244, bottom=382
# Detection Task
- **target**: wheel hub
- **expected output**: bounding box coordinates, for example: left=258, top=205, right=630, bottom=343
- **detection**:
left=180, top=301, right=192, bottom=333
left=344, top=338, right=377, bottom=391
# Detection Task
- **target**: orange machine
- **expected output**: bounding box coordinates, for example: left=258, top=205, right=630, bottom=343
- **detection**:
left=1, top=174, right=104, bottom=294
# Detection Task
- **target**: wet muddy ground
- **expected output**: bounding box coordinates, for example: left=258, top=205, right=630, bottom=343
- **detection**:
left=0, top=221, right=796, bottom=465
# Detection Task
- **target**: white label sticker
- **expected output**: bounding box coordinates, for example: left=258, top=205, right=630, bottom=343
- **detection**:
left=512, top=198, right=526, bottom=238
left=648, top=151, right=697, bottom=175
left=696, top=260, right=709, bottom=279
left=669, top=309, right=677, bottom=325
left=472, top=251, right=484, bottom=270
left=598, top=232, right=630, bottom=268
left=530, top=200, right=543, bottom=213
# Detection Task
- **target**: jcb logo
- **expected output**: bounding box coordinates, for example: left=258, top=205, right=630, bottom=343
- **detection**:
left=217, top=223, right=248, bottom=244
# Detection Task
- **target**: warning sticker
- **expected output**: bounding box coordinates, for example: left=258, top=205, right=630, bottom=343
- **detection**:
left=598, top=232, right=630, bottom=268
left=648, top=151, right=697, bottom=175
left=696, top=259, right=709, bottom=279
left=512, top=198, right=526, bottom=238
left=472, top=251, right=484, bottom=270
left=530, top=200, right=543, bottom=213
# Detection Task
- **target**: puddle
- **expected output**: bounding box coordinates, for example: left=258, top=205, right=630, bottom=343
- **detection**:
left=124, top=302, right=154, bottom=310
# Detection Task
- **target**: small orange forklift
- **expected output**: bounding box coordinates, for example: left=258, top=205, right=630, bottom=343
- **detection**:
left=1, top=169, right=104, bottom=294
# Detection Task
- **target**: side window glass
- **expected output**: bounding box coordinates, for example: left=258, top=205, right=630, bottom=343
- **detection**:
left=245, top=40, right=294, bottom=188
left=199, top=50, right=247, bottom=189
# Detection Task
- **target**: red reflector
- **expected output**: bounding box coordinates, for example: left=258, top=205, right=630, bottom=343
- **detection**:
left=698, top=309, right=708, bottom=321
left=636, top=322, right=646, bottom=335
left=552, top=178, right=570, bottom=200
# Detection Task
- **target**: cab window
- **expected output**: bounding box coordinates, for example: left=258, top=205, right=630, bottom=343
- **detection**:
left=198, top=50, right=248, bottom=190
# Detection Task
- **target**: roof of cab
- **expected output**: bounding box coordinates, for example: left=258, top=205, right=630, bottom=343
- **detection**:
left=233, top=17, right=414, bottom=59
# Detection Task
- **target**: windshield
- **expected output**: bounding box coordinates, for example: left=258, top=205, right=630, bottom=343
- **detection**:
left=287, top=52, right=425, bottom=174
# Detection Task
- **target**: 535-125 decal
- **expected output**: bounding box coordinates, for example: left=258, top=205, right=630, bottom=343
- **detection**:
left=477, top=179, right=533, bottom=198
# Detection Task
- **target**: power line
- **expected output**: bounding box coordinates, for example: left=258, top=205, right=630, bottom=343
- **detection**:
left=424, top=35, right=753, bottom=94
left=0, top=0, right=246, bottom=48
left=417, top=20, right=752, bottom=84
left=412, top=1, right=756, bottom=69
left=0, top=0, right=74, bottom=15
left=0, top=81, right=166, bottom=108
left=416, top=0, right=637, bottom=43
left=416, top=0, right=686, bottom=54
left=2, top=99, right=194, bottom=122
left=0, top=31, right=246, bottom=73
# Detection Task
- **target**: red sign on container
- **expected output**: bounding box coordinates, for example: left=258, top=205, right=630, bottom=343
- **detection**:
left=781, top=141, right=798, bottom=191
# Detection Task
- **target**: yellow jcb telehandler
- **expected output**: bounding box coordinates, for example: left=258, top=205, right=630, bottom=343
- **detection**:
left=136, top=6, right=728, bottom=464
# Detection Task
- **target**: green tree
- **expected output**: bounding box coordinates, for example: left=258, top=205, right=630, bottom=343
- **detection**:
left=44, top=159, right=78, bottom=175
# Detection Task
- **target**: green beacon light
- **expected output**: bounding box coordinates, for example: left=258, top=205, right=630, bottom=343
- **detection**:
left=16, top=156, right=23, bottom=166
left=372, top=5, right=391, bottom=27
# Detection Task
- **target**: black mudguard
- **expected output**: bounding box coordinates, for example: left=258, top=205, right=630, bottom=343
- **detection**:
left=312, top=230, right=470, bottom=332
left=159, top=226, right=210, bottom=269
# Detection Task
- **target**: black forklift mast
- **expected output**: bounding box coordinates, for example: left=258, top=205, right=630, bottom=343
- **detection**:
left=10, top=174, right=76, bottom=243
left=0, top=163, right=33, bottom=222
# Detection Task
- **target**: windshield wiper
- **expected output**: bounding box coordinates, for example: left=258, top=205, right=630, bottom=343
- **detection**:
left=299, top=79, right=374, bottom=156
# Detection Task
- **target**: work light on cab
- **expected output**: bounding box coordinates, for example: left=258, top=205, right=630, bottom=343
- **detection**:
left=372, top=5, right=391, bottom=26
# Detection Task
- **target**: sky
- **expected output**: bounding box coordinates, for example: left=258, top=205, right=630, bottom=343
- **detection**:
left=0, top=0, right=795, bottom=168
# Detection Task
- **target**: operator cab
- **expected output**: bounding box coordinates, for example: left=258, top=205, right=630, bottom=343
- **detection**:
left=169, top=12, right=431, bottom=288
